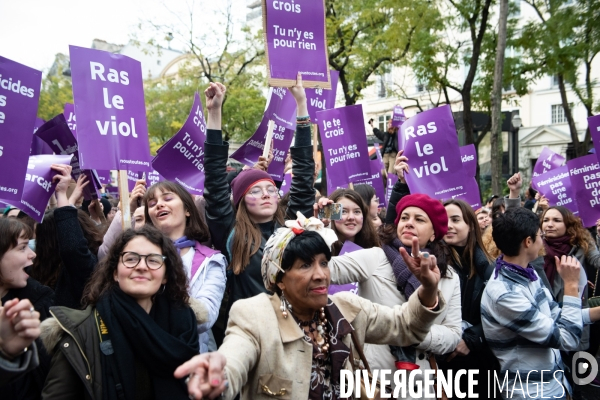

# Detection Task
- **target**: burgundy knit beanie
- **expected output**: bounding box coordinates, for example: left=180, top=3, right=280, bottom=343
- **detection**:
left=230, top=169, right=275, bottom=207
left=394, top=194, right=448, bottom=240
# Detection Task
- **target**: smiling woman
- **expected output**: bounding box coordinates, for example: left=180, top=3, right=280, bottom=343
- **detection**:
left=0, top=217, right=55, bottom=399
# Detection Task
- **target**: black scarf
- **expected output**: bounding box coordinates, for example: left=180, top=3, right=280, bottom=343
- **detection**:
left=96, top=287, right=199, bottom=400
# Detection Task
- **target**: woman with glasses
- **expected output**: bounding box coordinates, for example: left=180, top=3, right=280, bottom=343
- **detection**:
left=202, top=76, right=316, bottom=327
left=41, top=226, right=208, bottom=400
left=142, top=180, right=226, bottom=353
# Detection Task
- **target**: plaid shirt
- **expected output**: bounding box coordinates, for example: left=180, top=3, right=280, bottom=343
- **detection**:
left=481, top=266, right=591, bottom=399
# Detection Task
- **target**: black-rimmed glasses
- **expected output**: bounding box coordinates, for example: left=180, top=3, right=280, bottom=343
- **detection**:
left=120, top=252, right=166, bottom=270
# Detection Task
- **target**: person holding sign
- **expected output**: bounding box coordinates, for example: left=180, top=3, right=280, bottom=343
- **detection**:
left=370, top=118, right=399, bottom=174
left=203, top=75, right=317, bottom=332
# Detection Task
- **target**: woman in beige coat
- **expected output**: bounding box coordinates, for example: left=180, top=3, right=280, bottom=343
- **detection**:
left=176, top=213, right=446, bottom=400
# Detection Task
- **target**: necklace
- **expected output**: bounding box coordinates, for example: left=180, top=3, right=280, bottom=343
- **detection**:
left=292, top=308, right=329, bottom=355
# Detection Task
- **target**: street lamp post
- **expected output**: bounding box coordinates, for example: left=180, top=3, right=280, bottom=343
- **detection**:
left=510, top=114, right=522, bottom=175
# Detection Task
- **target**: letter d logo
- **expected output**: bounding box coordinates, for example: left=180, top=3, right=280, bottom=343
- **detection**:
left=572, top=351, right=598, bottom=385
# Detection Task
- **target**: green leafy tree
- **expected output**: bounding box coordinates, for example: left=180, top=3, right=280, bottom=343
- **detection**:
left=37, top=72, right=73, bottom=121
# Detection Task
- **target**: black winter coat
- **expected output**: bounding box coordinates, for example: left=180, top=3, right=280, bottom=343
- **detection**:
left=203, top=126, right=316, bottom=305
left=373, top=127, right=399, bottom=154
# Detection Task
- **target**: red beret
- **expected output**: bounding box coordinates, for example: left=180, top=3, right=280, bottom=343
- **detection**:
left=231, top=169, right=276, bottom=207
left=394, top=194, right=448, bottom=241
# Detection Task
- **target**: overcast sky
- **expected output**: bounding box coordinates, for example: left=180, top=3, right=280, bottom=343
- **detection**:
left=0, top=0, right=247, bottom=71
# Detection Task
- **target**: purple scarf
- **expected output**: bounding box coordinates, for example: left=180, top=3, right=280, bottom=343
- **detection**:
left=383, top=238, right=425, bottom=299
left=173, top=236, right=195, bottom=254
left=494, top=255, right=538, bottom=281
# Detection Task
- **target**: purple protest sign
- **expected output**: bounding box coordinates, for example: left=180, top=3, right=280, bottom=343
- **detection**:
left=355, top=160, right=387, bottom=208
left=306, top=70, right=339, bottom=123
left=69, top=45, right=152, bottom=171
left=80, top=169, right=102, bottom=200
left=460, top=144, right=477, bottom=177
left=318, top=104, right=371, bottom=187
left=105, top=185, right=119, bottom=199
left=152, top=93, right=207, bottom=195
left=265, top=87, right=297, bottom=131
left=391, top=105, right=406, bottom=128
left=0, top=56, right=42, bottom=201
left=96, top=170, right=112, bottom=186
left=36, top=114, right=82, bottom=178
left=567, top=155, right=600, bottom=227
left=31, top=118, right=53, bottom=155
left=127, top=170, right=144, bottom=192
left=64, top=103, right=77, bottom=138
left=263, top=0, right=330, bottom=88
left=230, top=115, right=295, bottom=181
left=386, top=174, right=398, bottom=208
left=400, top=105, right=466, bottom=200
left=531, top=147, right=565, bottom=189
left=279, top=173, right=292, bottom=197
left=449, top=177, right=482, bottom=210
left=146, top=170, right=165, bottom=187
left=0, top=154, right=73, bottom=223
left=328, top=240, right=362, bottom=295
left=531, top=165, right=578, bottom=215
left=588, top=115, right=600, bottom=162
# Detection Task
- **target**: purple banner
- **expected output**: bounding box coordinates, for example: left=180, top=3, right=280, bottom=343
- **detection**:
left=531, top=147, right=565, bottom=189
left=0, top=56, right=42, bottom=201
left=449, top=177, right=482, bottom=210
left=96, top=170, right=112, bottom=186
left=355, top=160, right=386, bottom=208
left=35, top=114, right=82, bottom=178
left=386, top=174, right=398, bottom=208
left=230, top=115, right=295, bottom=181
left=69, top=45, right=152, bottom=171
left=64, top=103, right=77, bottom=138
left=391, top=105, right=406, bottom=128
left=279, top=173, right=292, bottom=197
left=31, top=118, right=53, bottom=155
left=264, top=0, right=330, bottom=87
left=265, top=87, right=297, bottom=131
left=146, top=170, right=165, bottom=187
left=0, top=154, right=73, bottom=223
left=317, top=104, right=371, bottom=187
left=105, top=185, right=119, bottom=199
left=567, top=155, right=600, bottom=227
left=588, top=115, right=600, bottom=163
left=306, top=70, right=339, bottom=123
left=127, top=170, right=144, bottom=192
left=328, top=240, right=362, bottom=295
left=151, top=93, right=207, bottom=195
left=460, top=144, right=477, bottom=177
left=400, top=105, right=466, bottom=200
left=531, top=165, right=578, bottom=215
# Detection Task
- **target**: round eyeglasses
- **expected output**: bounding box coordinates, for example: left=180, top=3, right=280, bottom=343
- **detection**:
left=246, top=185, right=279, bottom=198
left=120, top=252, right=166, bottom=270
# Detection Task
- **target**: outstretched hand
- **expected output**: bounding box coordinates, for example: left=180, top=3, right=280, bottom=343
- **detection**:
left=68, top=174, right=90, bottom=205
left=507, top=172, right=522, bottom=198
left=394, top=150, right=409, bottom=183
left=399, top=237, right=440, bottom=308
left=175, top=352, right=228, bottom=400
left=204, top=82, right=226, bottom=111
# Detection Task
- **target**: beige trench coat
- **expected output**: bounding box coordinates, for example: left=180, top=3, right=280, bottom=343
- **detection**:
left=218, top=290, right=446, bottom=399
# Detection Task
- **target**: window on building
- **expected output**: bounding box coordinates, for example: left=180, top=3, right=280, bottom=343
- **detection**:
left=416, top=82, right=425, bottom=93
left=551, top=104, right=567, bottom=124
left=378, top=115, right=391, bottom=131
left=377, top=75, right=386, bottom=98
left=552, top=75, right=560, bottom=87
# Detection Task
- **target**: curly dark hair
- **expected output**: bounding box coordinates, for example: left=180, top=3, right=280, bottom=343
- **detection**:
left=541, top=206, right=594, bottom=254
left=143, top=180, right=210, bottom=243
left=82, top=225, right=189, bottom=307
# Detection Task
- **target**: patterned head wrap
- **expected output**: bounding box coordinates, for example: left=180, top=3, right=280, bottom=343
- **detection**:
left=261, top=212, right=338, bottom=291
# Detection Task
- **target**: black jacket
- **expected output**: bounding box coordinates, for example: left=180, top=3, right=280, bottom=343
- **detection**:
left=52, top=207, right=98, bottom=309
left=203, top=126, right=316, bottom=305
left=373, top=127, right=399, bottom=154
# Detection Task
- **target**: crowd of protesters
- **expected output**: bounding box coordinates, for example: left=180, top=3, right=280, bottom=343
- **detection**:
left=1, top=77, right=600, bottom=400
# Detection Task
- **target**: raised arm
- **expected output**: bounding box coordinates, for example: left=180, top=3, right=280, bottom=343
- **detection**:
left=384, top=150, right=410, bottom=225
left=202, top=83, right=236, bottom=258
left=286, top=74, right=316, bottom=220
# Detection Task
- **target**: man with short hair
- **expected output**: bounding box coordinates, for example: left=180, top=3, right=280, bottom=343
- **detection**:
left=481, top=208, right=600, bottom=399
